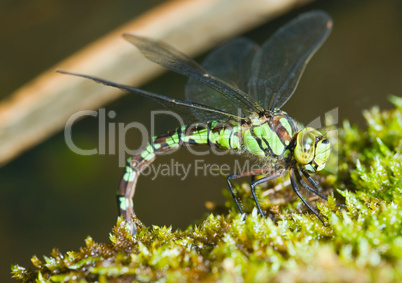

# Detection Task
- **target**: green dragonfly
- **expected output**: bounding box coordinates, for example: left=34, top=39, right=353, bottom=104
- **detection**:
left=59, top=10, right=335, bottom=235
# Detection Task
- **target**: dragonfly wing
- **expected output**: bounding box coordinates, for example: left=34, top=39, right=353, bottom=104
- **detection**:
left=123, top=34, right=262, bottom=117
left=185, top=38, right=260, bottom=119
left=57, top=70, right=241, bottom=124
left=248, top=10, right=333, bottom=111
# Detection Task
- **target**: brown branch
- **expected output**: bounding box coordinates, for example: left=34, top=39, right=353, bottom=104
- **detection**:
left=0, top=0, right=313, bottom=166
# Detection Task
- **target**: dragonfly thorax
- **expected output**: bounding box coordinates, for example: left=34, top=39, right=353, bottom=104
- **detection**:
left=241, top=111, right=297, bottom=159
left=294, top=127, right=330, bottom=172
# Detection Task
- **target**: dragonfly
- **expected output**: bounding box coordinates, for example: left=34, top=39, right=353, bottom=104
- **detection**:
left=59, top=10, right=334, bottom=235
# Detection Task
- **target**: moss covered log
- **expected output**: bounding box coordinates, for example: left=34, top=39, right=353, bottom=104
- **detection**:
left=12, top=97, right=402, bottom=282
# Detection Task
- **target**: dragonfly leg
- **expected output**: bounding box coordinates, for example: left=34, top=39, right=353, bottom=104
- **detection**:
left=295, top=167, right=328, bottom=200
left=289, top=168, right=326, bottom=224
left=300, top=167, right=347, bottom=208
left=226, top=176, right=244, bottom=214
left=250, top=169, right=286, bottom=216
left=227, top=168, right=284, bottom=216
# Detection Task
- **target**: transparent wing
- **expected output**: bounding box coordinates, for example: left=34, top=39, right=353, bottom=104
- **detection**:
left=57, top=70, right=242, bottom=124
left=248, top=10, right=333, bottom=111
left=185, top=38, right=260, bottom=119
left=123, top=34, right=263, bottom=118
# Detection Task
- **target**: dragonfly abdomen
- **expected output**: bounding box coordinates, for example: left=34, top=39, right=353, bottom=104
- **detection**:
left=122, top=121, right=243, bottom=180
left=117, top=121, right=243, bottom=229
left=174, top=121, right=241, bottom=150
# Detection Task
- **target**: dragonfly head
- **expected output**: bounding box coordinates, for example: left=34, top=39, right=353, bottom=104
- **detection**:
left=294, top=127, right=330, bottom=172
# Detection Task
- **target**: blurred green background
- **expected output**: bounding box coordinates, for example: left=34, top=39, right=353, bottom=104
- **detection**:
left=1, top=0, right=402, bottom=281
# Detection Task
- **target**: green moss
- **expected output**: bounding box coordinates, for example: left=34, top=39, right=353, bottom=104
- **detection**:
left=11, top=97, right=402, bottom=282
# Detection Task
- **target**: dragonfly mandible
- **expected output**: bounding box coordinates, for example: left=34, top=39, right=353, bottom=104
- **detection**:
left=59, top=10, right=334, bottom=235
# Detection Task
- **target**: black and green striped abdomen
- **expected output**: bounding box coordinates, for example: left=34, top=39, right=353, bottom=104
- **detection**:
left=119, top=121, right=242, bottom=183
left=138, top=121, right=243, bottom=164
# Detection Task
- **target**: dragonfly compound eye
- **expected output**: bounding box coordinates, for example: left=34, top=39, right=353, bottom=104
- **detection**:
left=295, top=127, right=321, bottom=165
left=314, top=137, right=331, bottom=171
